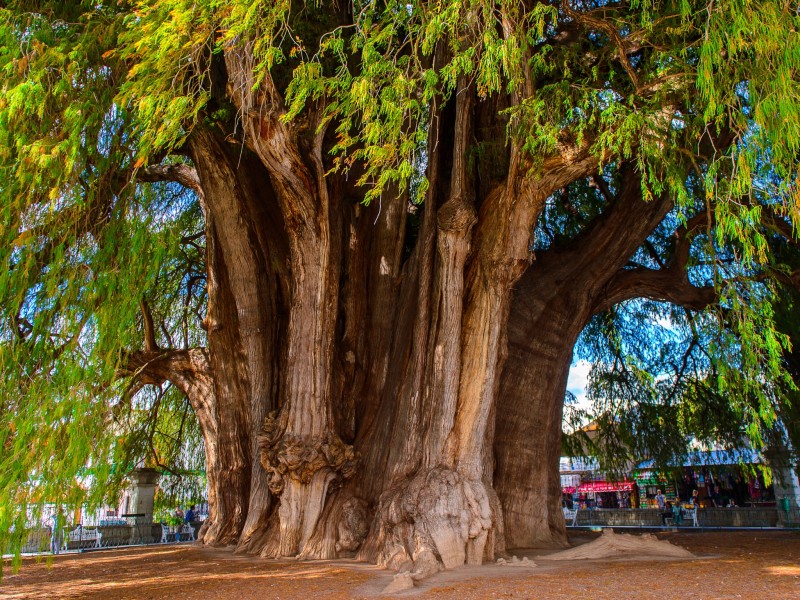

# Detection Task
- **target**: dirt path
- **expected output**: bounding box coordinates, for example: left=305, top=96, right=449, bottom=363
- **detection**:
left=2, top=531, right=799, bottom=599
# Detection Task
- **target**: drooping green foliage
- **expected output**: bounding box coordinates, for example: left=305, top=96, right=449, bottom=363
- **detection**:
left=117, top=0, right=800, bottom=205
left=1, top=0, right=799, bottom=563
left=0, top=3, right=207, bottom=559
left=567, top=217, right=797, bottom=474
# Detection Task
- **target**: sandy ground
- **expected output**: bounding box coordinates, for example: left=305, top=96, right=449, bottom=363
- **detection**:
left=1, top=531, right=799, bottom=599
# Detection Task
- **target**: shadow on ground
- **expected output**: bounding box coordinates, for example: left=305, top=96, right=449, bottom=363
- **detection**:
left=2, top=531, right=798, bottom=599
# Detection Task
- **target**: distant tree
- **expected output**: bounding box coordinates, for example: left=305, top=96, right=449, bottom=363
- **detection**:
left=1, top=0, right=799, bottom=574
left=768, top=245, right=800, bottom=473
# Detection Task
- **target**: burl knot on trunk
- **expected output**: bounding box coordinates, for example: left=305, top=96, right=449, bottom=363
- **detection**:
left=257, top=412, right=359, bottom=494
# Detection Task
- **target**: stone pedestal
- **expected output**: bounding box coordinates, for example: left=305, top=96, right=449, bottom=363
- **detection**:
left=127, top=468, right=160, bottom=523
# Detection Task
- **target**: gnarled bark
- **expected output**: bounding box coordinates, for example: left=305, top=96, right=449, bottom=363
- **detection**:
left=353, top=76, right=600, bottom=575
left=495, top=168, right=694, bottom=549
left=223, top=46, right=359, bottom=556
left=125, top=21, right=732, bottom=578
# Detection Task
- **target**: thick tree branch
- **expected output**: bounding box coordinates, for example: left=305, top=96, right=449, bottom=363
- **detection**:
left=535, top=161, right=672, bottom=283
left=760, top=206, right=800, bottom=247
left=122, top=347, right=214, bottom=414
left=595, top=267, right=716, bottom=313
left=588, top=188, right=707, bottom=312
left=672, top=210, right=710, bottom=271
left=140, top=298, right=159, bottom=353
left=223, top=44, right=322, bottom=229
left=593, top=199, right=800, bottom=314
left=562, top=0, right=640, bottom=91
left=595, top=207, right=714, bottom=313
left=138, top=163, right=204, bottom=198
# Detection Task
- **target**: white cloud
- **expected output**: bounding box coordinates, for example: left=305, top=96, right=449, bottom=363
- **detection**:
left=566, top=359, right=592, bottom=412
left=655, top=314, right=673, bottom=329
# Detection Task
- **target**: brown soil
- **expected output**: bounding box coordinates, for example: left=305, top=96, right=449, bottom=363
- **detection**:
left=1, top=531, right=799, bottom=599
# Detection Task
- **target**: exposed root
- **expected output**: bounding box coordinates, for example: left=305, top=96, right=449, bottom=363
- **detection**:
left=383, top=572, right=416, bottom=593
left=496, top=555, right=536, bottom=567
left=335, top=497, right=371, bottom=554
left=361, top=466, right=495, bottom=588
left=285, top=491, right=371, bottom=560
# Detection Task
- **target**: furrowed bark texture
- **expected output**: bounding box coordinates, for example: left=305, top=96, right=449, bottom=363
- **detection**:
left=356, top=86, right=494, bottom=577
left=223, top=46, right=361, bottom=558
left=132, top=34, right=726, bottom=576
left=145, top=111, right=599, bottom=572
left=140, top=128, right=708, bottom=576
left=495, top=171, right=675, bottom=549
left=351, top=83, right=601, bottom=577
left=188, top=127, right=286, bottom=546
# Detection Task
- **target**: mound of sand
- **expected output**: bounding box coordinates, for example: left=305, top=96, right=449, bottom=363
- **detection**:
left=545, top=529, right=693, bottom=561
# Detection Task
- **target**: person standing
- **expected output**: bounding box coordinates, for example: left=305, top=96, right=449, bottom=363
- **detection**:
left=661, top=501, right=674, bottom=525
left=49, top=514, right=60, bottom=555
left=655, top=489, right=666, bottom=511
left=184, top=504, right=195, bottom=523
left=672, top=501, right=684, bottom=525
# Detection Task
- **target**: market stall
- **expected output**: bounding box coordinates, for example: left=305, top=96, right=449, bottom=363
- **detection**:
left=635, top=473, right=678, bottom=509
left=573, top=479, right=639, bottom=509
left=635, top=450, right=775, bottom=508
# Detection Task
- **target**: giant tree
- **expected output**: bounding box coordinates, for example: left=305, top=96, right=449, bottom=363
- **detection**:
left=2, top=0, right=799, bottom=577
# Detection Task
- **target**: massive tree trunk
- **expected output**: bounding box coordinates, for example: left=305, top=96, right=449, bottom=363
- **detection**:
left=188, top=127, right=287, bottom=547
left=137, top=139, right=719, bottom=582
left=495, top=288, right=587, bottom=549
left=495, top=169, right=683, bottom=549
left=137, top=96, right=605, bottom=573
left=137, top=114, right=702, bottom=580
left=131, top=36, right=722, bottom=578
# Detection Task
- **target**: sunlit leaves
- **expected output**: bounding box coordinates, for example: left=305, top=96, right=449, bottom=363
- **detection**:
left=118, top=0, right=216, bottom=162
left=0, top=3, right=208, bottom=561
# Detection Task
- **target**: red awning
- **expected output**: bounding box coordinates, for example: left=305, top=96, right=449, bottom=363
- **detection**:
left=576, top=480, right=635, bottom=493
left=562, top=486, right=576, bottom=494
